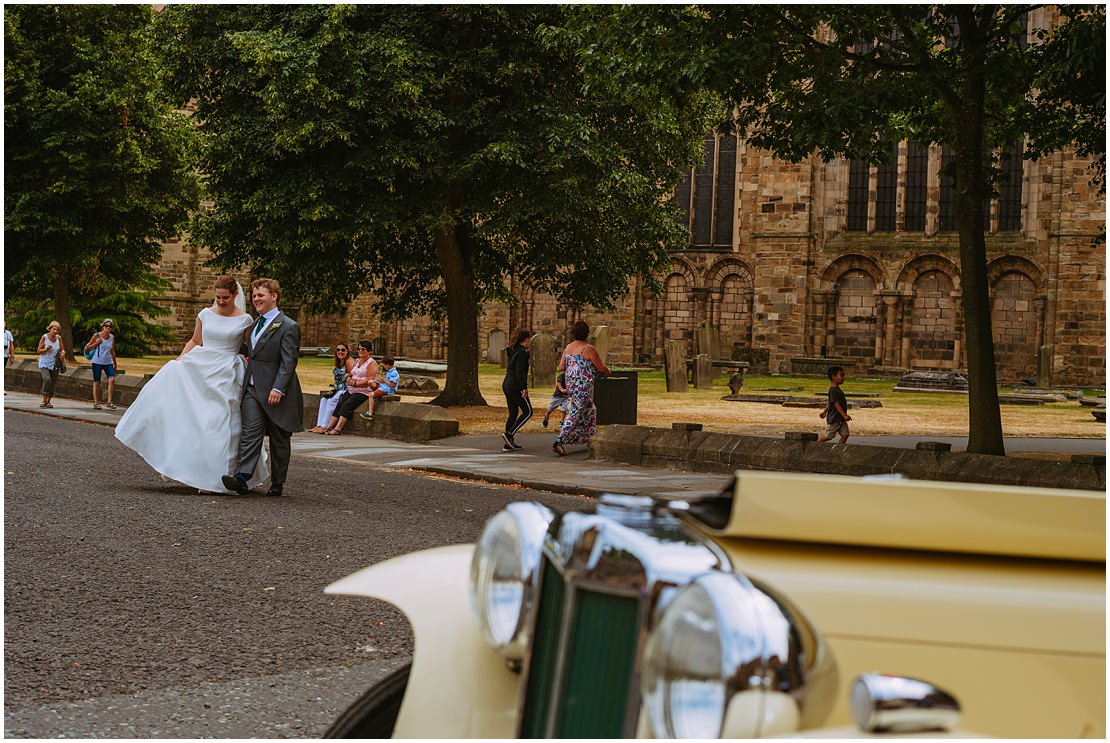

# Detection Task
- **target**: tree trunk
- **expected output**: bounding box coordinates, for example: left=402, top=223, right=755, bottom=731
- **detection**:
left=429, top=222, right=487, bottom=407
left=952, top=14, right=1005, bottom=456
left=52, top=271, right=74, bottom=363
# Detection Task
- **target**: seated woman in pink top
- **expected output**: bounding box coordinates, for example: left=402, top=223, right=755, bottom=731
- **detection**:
left=319, top=340, right=378, bottom=435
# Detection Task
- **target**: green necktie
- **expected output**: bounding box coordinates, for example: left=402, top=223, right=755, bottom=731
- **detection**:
left=253, top=315, right=266, bottom=335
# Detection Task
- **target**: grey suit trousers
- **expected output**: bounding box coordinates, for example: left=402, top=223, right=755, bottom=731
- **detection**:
left=237, top=384, right=293, bottom=486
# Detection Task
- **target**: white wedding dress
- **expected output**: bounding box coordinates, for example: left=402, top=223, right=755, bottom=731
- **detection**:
left=116, top=307, right=270, bottom=493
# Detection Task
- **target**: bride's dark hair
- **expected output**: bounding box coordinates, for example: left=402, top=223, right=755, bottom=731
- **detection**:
left=214, top=276, right=238, bottom=294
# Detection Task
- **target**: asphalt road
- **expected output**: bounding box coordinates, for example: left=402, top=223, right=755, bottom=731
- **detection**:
left=3, top=410, right=591, bottom=738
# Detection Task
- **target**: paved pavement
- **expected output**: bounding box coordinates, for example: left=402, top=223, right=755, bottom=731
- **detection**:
left=4, top=391, right=1103, bottom=502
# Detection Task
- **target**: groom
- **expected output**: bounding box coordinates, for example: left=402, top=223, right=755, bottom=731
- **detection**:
left=223, top=278, right=305, bottom=497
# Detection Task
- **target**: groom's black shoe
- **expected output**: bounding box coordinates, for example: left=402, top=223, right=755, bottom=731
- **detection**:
left=266, top=484, right=284, bottom=497
left=221, top=474, right=249, bottom=495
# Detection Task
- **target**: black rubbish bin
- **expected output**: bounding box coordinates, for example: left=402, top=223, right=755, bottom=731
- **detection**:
left=594, top=371, right=637, bottom=425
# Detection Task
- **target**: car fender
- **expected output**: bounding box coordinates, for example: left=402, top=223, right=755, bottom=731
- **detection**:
left=326, top=544, right=519, bottom=738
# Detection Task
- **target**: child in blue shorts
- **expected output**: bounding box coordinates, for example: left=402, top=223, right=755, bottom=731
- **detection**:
left=542, top=372, right=569, bottom=428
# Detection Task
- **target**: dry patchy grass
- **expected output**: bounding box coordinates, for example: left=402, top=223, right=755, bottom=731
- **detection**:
left=94, top=356, right=1104, bottom=440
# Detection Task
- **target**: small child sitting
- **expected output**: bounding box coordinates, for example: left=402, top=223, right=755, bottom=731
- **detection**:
left=542, top=372, right=569, bottom=428
left=363, top=356, right=400, bottom=420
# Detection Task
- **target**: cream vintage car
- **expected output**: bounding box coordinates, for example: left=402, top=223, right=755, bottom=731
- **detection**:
left=324, top=470, right=1105, bottom=738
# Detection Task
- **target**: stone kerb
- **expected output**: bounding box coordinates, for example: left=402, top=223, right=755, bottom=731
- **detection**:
left=302, top=394, right=458, bottom=442
left=588, top=425, right=1105, bottom=491
left=588, top=424, right=652, bottom=465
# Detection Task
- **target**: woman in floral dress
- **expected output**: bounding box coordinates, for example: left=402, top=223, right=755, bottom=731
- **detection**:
left=553, top=320, right=611, bottom=456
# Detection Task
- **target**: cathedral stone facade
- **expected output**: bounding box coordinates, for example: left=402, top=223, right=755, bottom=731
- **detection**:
left=153, top=144, right=1105, bottom=388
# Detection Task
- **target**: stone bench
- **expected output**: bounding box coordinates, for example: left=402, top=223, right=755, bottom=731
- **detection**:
left=302, top=393, right=458, bottom=442
left=392, top=360, right=447, bottom=379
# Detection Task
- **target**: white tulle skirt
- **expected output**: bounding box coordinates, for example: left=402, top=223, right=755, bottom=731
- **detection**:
left=115, top=347, right=269, bottom=493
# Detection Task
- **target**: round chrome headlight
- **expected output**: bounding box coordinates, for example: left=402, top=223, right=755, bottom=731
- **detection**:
left=642, top=571, right=837, bottom=738
left=469, top=502, right=554, bottom=661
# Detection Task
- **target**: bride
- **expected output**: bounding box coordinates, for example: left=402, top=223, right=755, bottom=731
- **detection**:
left=116, top=276, right=269, bottom=493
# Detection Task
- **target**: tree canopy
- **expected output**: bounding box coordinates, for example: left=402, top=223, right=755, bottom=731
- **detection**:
left=574, top=4, right=1105, bottom=454
left=154, top=4, right=719, bottom=405
left=4, top=4, right=200, bottom=356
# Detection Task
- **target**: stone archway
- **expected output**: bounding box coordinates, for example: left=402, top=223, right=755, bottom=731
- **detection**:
left=816, top=255, right=884, bottom=366
left=705, top=258, right=755, bottom=361
left=639, top=258, right=699, bottom=364
left=896, top=255, right=962, bottom=370
left=987, top=256, right=1045, bottom=382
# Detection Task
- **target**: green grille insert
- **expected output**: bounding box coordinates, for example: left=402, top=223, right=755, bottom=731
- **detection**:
left=557, top=589, right=640, bottom=738
left=520, top=557, right=566, bottom=738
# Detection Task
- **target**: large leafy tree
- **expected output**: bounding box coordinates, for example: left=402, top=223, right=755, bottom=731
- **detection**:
left=154, top=4, right=717, bottom=406
left=5, top=5, right=200, bottom=357
left=577, top=5, right=1105, bottom=455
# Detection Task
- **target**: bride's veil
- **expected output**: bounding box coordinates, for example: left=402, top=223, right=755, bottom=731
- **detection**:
left=234, top=281, right=247, bottom=312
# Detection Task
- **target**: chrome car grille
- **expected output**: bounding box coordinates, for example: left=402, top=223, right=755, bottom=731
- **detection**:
left=516, top=495, right=727, bottom=738
left=520, top=556, right=641, bottom=737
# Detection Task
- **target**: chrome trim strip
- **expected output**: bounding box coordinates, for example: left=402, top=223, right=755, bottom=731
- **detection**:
left=851, top=674, right=961, bottom=733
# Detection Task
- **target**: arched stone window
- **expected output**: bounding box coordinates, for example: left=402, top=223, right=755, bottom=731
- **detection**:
left=674, top=131, right=737, bottom=249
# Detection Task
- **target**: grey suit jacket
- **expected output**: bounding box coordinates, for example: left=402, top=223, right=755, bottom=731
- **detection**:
left=243, top=311, right=305, bottom=433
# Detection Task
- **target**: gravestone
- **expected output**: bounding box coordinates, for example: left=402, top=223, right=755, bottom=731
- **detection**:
left=529, top=332, right=558, bottom=389
left=892, top=370, right=969, bottom=393
left=733, top=346, right=770, bottom=375
left=693, top=353, right=713, bottom=389
left=593, top=325, right=611, bottom=366
left=487, top=329, right=505, bottom=364
left=695, top=320, right=721, bottom=361
left=664, top=340, right=688, bottom=392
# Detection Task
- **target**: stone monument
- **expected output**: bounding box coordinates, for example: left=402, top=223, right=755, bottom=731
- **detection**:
left=529, top=332, right=558, bottom=389
left=664, top=339, right=688, bottom=393
left=728, top=370, right=745, bottom=395
left=892, top=370, right=969, bottom=393
left=693, top=353, right=713, bottom=389
left=695, top=320, right=721, bottom=361
left=593, top=325, right=611, bottom=367
left=487, top=329, right=505, bottom=364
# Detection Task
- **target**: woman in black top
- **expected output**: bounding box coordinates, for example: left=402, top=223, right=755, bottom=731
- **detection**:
left=501, top=329, right=533, bottom=451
